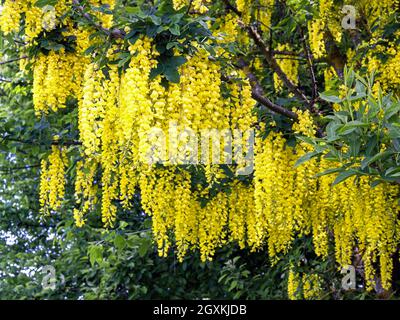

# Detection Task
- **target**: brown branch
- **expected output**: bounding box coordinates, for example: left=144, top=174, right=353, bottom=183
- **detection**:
left=299, top=28, right=320, bottom=113
left=237, top=58, right=298, bottom=120
left=272, top=50, right=305, bottom=57
left=221, top=0, right=242, bottom=16
left=220, top=0, right=308, bottom=114
left=72, top=0, right=125, bottom=39
left=239, top=22, right=310, bottom=104
left=274, top=56, right=306, bottom=62
left=1, top=136, right=81, bottom=146
left=0, top=164, right=40, bottom=172
left=0, top=56, right=27, bottom=66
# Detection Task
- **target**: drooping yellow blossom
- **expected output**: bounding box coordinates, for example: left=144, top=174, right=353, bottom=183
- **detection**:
left=257, top=0, right=274, bottom=32
left=39, top=145, right=68, bottom=213
left=0, top=1, right=72, bottom=41
left=0, top=0, right=26, bottom=35
left=288, top=269, right=301, bottom=300
left=173, top=0, right=210, bottom=13
left=33, top=50, right=86, bottom=115
left=308, top=18, right=326, bottom=59
left=74, top=159, right=98, bottom=227
left=302, top=273, right=324, bottom=300
left=274, top=44, right=299, bottom=92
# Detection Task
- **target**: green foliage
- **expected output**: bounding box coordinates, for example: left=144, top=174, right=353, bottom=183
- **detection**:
left=298, top=67, right=400, bottom=186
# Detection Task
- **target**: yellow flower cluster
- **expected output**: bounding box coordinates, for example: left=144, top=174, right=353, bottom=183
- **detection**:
left=274, top=44, right=299, bottom=92
left=363, top=43, right=400, bottom=94
left=257, top=0, right=274, bottom=32
left=0, top=0, right=72, bottom=41
left=308, top=0, right=341, bottom=59
left=253, top=112, right=399, bottom=290
left=308, top=19, right=326, bottom=59
left=89, top=0, right=116, bottom=28
left=0, top=0, right=25, bottom=35
left=172, top=0, right=210, bottom=13
left=288, top=269, right=324, bottom=300
left=292, top=109, right=316, bottom=138
left=139, top=167, right=256, bottom=262
left=24, top=1, right=400, bottom=290
left=33, top=50, right=86, bottom=115
left=215, top=13, right=239, bottom=44
left=74, top=160, right=98, bottom=227
left=287, top=269, right=301, bottom=300
left=100, top=64, right=120, bottom=227
left=358, top=0, right=395, bottom=31
left=39, top=145, right=68, bottom=214
left=236, top=0, right=251, bottom=24
left=34, top=32, right=255, bottom=259
left=302, top=273, right=324, bottom=300
left=79, top=63, right=107, bottom=157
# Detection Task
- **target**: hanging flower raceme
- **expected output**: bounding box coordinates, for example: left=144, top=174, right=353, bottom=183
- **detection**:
left=274, top=44, right=299, bottom=92
left=0, top=0, right=26, bottom=35
left=287, top=269, right=324, bottom=300
left=33, top=50, right=86, bottom=115
left=173, top=0, right=211, bottom=13
left=0, top=0, right=72, bottom=41
left=39, top=145, right=68, bottom=214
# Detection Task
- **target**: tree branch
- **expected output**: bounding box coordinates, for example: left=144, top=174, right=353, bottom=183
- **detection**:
left=221, top=0, right=242, bottom=16
left=237, top=58, right=298, bottom=120
left=72, top=0, right=125, bottom=39
left=0, top=164, right=40, bottom=172
left=1, top=136, right=81, bottom=147
left=239, top=21, right=310, bottom=104
left=299, top=28, right=320, bottom=114
left=0, top=56, right=27, bottom=66
left=272, top=50, right=305, bottom=57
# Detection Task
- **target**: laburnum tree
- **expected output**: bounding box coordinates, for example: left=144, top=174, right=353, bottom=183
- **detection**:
left=1, top=0, right=400, bottom=299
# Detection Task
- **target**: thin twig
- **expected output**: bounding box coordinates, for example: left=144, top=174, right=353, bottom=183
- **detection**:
left=0, top=56, right=28, bottom=66
left=0, top=164, right=41, bottom=172
left=221, top=0, right=242, bottom=16
left=272, top=50, right=305, bottom=57
left=72, top=0, right=125, bottom=39
left=1, top=136, right=81, bottom=146
left=300, top=28, right=319, bottom=111
left=239, top=21, right=310, bottom=104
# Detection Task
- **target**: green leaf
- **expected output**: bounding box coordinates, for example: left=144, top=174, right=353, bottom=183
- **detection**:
left=166, top=41, right=179, bottom=50
left=315, top=167, right=343, bottom=177
left=320, top=92, right=342, bottom=103
left=361, top=150, right=392, bottom=169
left=89, top=245, right=104, bottom=266
left=164, top=67, right=180, bottom=83
left=332, top=169, right=357, bottom=186
left=150, top=15, right=162, bottom=26
left=125, top=6, right=140, bottom=14
left=338, top=121, right=368, bottom=135
left=294, top=151, right=319, bottom=168
left=229, top=280, right=238, bottom=291
left=169, top=24, right=181, bottom=36
left=384, top=167, right=400, bottom=178
left=114, top=235, right=126, bottom=251
left=35, top=0, right=58, bottom=8
left=138, top=239, right=151, bottom=257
